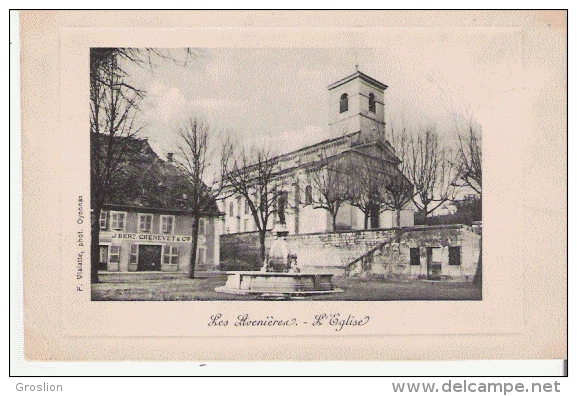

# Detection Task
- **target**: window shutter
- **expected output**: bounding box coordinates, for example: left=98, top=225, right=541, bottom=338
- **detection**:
left=99, top=212, right=107, bottom=229
left=129, top=244, right=138, bottom=265
left=171, top=246, right=178, bottom=264
left=162, top=245, right=170, bottom=265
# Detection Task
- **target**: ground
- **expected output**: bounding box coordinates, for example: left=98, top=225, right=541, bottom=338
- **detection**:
left=91, top=272, right=482, bottom=301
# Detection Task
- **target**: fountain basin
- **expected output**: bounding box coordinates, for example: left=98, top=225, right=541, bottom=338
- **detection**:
left=215, top=271, right=343, bottom=296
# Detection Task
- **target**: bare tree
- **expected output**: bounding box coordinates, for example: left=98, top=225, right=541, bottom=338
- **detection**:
left=347, top=155, right=385, bottom=229
left=90, top=48, right=201, bottom=283
left=387, top=126, right=411, bottom=175
left=305, top=153, right=351, bottom=231
left=406, top=128, right=459, bottom=221
left=355, top=124, right=413, bottom=228
left=456, top=125, right=482, bottom=196
left=223, top=147, right=281, bottom=263
left=90, top=49, right=143, bottom=284
left=382, top=172, right=414, bottom=228
left=174, top=118, right=230, bottom=279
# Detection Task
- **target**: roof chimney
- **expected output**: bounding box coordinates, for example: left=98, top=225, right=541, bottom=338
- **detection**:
left=167, top=153, right=174, bottom=162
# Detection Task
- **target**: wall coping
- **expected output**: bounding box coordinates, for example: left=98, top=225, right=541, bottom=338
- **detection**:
left=222, top=224, right=474, bottom=238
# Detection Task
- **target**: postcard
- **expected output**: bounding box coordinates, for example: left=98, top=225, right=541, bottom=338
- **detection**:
left=19, top=10, right=566, bottom=361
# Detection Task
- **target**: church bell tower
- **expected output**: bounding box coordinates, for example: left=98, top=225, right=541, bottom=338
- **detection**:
left=327, top=69, right=387, bottom=138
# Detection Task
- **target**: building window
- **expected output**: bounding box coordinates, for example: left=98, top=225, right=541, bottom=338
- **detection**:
left=340, top=93, right=348, bottom=113
left=160, top=215, right=175, bottom=234
left=244, top=199, right=249, bottom=215
left=304, top=185, right=313, bottom=205
left=162, top=245, right=178, bottom=265
left=449, top=246, right=461, bottom=266
left=369, top=93, right=376, bottom=113
left=197, top=248, right=205, bottom=265
left=198, top=218, right=205, bottom=235
left=244, top=219, right=249, bottom=232
left=229, top=202, right=234, bottom=217
left=410, top=248, right=420, bottom=266
left=99, top=211, right=107, bottom=230
left=110, top=211, right=127, bottom=231
left=109, top=245, right=120, bottom=263
left=138, top=213, right=153, bottom=232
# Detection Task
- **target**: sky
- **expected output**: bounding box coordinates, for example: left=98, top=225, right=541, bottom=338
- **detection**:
left=122, top=29, right=521, bottom=160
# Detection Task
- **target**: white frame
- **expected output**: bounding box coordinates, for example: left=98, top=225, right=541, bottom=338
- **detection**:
left=110, top=211, right=127, bottom=231
left=138, top=213, right=153, bottom=233
left=160, top=215, right=175, bottom=234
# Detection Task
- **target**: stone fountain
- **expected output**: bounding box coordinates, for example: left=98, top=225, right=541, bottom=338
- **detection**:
left=215, top=220, right=343, bottom=297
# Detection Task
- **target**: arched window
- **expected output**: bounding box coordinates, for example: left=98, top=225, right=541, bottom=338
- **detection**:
left=305, top=185, right=313, bottom=205
left=368, top=93, right=376, bottom=113
left=340, top=93, right=348, bottom=113
left=229, top=202, right=234, bottom=217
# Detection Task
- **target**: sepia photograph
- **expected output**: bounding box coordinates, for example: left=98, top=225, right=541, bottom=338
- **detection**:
left=90, top=45, right=484, bottom=302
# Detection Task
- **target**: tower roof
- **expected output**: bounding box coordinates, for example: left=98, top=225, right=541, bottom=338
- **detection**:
left=327, top=70, right=388, bottom=91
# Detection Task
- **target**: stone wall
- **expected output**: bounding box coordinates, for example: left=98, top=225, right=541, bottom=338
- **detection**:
left=285, top=229, right=399, bottom=274
left=352, top=225, right=481, bottom=281
left=220, top=224, right=481, bottom=281
left=219, top=231, right=272, bottom=271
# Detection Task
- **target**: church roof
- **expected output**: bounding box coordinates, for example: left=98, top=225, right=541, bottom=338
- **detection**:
left=327, top=70, right=388, bottom=91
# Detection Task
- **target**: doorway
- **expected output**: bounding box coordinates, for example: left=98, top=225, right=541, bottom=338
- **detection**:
left=426, top=247, right=442, bottom=280
left=98, top=245, right=108, bottom=271
left=137, top=245, right=162, bottom=271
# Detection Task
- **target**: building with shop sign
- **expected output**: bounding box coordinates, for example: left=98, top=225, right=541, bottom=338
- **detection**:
left=96, top=137, right=221, bottom=273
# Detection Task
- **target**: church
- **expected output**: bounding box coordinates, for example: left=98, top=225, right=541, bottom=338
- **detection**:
left=220, top=69, right=415, bottom=236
